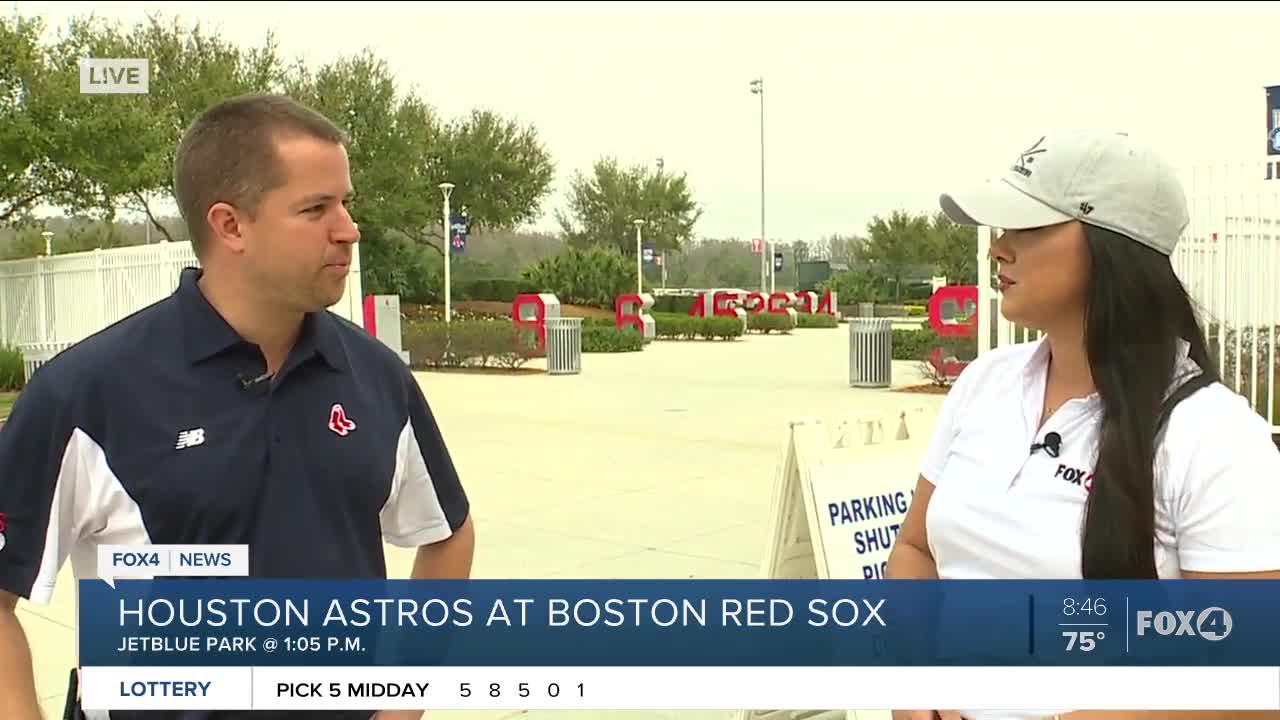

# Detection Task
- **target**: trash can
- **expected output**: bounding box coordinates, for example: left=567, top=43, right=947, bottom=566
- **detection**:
left=848, top=318, right=893, bottom=388
left=545, top=317, right=582, bottom=375
left=858, top=302, right=875, bottom=317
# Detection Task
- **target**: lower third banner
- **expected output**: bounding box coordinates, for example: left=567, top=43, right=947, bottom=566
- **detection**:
left=75, top=578, right=1280, bottom=711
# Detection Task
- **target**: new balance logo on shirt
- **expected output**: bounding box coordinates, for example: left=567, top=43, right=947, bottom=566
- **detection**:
left=175, top=428, right=206, bottom=449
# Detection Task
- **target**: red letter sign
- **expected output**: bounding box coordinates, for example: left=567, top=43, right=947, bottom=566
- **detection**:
left=512, top=293, right=561, bottom=353
left=615, top=293, right=655, bottom=341
left=767, top=292, right=794, bottom=314
left=926, top=285, right=978, bottom=377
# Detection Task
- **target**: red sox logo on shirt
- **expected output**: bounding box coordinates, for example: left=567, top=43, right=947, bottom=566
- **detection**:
left=1055, top=464, right=1094, bottom=493
left=328, top=404, right=357, bottom=436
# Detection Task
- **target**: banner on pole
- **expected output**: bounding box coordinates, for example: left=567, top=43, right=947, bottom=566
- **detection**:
left=449, top=213, right=469, bottom=254
left=1267, top=85, right=1280, bottom=156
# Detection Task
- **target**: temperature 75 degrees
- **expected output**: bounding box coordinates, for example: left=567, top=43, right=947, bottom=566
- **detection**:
left=1063, top=630, right=1105, bottom=652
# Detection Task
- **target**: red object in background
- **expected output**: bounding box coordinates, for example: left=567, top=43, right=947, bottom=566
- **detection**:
left=928, top=285, right=979, bottom=338
left=362, top=295, right=377, bottom=336
left=767, top=292, right=794, bottom=314
left=927, top=285, right=979, bottom=377
left=512, top=294, right=554, bottom=352
left=687, top=290, right=835, bottom=317
left=615, top=294, right=650, bottom=333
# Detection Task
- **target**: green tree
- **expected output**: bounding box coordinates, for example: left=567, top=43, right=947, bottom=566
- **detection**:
left=125, top=14, right=286, bottom=241
left=1, top=15, right=146, bottom=224
left=928, top=211, right=979, bottom=285
left=431, top=109, right=556, bottom=234
left=284, top=49, right=441, bottom=295
left=557, top=157, right=702, bottom=256
left=857, top=210, right=932, bottom=302
left=283, top=50, right=554, bottom=296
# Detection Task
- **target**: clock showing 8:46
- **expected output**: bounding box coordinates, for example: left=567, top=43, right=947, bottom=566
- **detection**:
left=1063, top=597, right=1107, bottom=616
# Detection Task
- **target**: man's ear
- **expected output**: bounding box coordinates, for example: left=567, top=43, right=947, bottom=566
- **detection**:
left=205, top=202, right=249, bottom=255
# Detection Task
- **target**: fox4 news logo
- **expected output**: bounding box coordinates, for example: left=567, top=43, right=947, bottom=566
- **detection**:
left=1136, top=607, right=1233, bottom=641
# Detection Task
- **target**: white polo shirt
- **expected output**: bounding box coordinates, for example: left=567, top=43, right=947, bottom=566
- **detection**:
left=919, top=338, right=1280, bottom=720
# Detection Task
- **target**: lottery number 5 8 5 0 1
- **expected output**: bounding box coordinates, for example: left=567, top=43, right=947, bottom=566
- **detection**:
left=459, top=682, right=584, bottom=698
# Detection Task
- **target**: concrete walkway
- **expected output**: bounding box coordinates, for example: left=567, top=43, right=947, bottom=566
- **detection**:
left=19, top=325, right=948, bottom=719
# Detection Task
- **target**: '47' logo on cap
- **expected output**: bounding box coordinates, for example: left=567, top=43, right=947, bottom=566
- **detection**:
left=329, top=404, right=357, bottom=436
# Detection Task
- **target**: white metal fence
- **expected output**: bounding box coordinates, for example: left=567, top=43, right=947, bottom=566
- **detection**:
left=978, top=161, right=1280, bottom=432
left=0, top=241, right=364, bottom=349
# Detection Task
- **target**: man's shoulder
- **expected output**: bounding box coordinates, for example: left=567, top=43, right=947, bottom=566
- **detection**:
left=10, top=295, right=177, bottom=431
left=25, top=293, right=177, bottom=393
left=321, top=310, right=413, bottom=378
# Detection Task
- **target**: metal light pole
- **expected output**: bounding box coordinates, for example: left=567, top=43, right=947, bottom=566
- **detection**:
left=439, top=182, right=455, bottom=323
left=750, top=77, right=769, bottom=293
left=632, top=218, right=645, bottom=294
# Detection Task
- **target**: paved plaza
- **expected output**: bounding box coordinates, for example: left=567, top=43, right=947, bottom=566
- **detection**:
left=19, top=323, right=948, bottom=719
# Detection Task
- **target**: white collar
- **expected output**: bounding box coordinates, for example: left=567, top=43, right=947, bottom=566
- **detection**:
left=1019, top=336, right=1202, bottom=408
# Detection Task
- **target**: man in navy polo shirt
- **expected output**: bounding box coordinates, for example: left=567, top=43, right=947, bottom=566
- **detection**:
left=0, top=94, right=474, bottom=720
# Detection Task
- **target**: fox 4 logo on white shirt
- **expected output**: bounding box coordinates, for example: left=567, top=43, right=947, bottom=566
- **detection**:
left=1136, top=607, right=1233, bottom=641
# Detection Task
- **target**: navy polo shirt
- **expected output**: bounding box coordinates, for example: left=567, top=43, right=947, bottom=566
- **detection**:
left=0, top=267, right=468, bottom=717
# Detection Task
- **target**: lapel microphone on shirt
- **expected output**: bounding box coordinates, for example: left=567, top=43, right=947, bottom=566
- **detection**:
left=236, top=370, right=272, bottom=391
left=1030, top=431, right=1063, bottom=458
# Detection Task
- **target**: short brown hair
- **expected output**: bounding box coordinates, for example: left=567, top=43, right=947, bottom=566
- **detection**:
left=173, top=93, right=348, bottom=255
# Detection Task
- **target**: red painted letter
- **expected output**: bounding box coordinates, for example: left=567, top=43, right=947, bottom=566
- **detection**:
left=512, top=293, right=560, bottom=352
left=927, top=285, right=978, bottom=338
left=926, top=285, right=979, bottom=378
left=816, top=290, right=838, bottom=316
left=767, top=292, right=794, bottom=314
left=795, top=291, right=817, bottom=314
left=713, top=291, right=742, bottom=317
left=688, top=292, right=708, bottom=317
left=615, top=293, right=655, bottom=341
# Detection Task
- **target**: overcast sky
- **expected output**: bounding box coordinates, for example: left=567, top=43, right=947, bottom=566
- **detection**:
left=13, top=0, right=1280, bottom=241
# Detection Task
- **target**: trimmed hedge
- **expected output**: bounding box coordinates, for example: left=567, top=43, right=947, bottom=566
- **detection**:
left=403, top=319, right=540, bottom=369
left=653, top=313, right=744, bottom=340
left=796, top=313, right=840, bottom=329
left=583, top=325, right=644, bottom=353
left=747, top=312, right=796, bottom=334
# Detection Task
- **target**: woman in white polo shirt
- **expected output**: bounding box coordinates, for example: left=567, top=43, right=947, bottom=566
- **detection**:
left=887, top=130, right=1280, bottom=720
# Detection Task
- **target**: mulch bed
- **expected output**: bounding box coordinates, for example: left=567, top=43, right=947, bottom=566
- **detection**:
left=416, top=366, right=545, bottom=376
left=893, top=384, right=952, bottom=394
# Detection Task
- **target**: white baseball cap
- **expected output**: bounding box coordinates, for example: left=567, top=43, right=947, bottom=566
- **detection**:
left=939, top=130, right=1189, bottom=255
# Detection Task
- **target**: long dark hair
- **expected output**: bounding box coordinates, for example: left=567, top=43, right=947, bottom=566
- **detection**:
left=1079, top=223, right=1220, bottom=579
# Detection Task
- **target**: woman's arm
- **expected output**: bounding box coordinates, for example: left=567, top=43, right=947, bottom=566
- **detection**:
left=886, top=475, right=939, bottom=579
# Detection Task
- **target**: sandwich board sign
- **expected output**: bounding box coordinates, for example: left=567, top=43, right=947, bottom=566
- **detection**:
left=735, top=406, right=932, bottom=720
